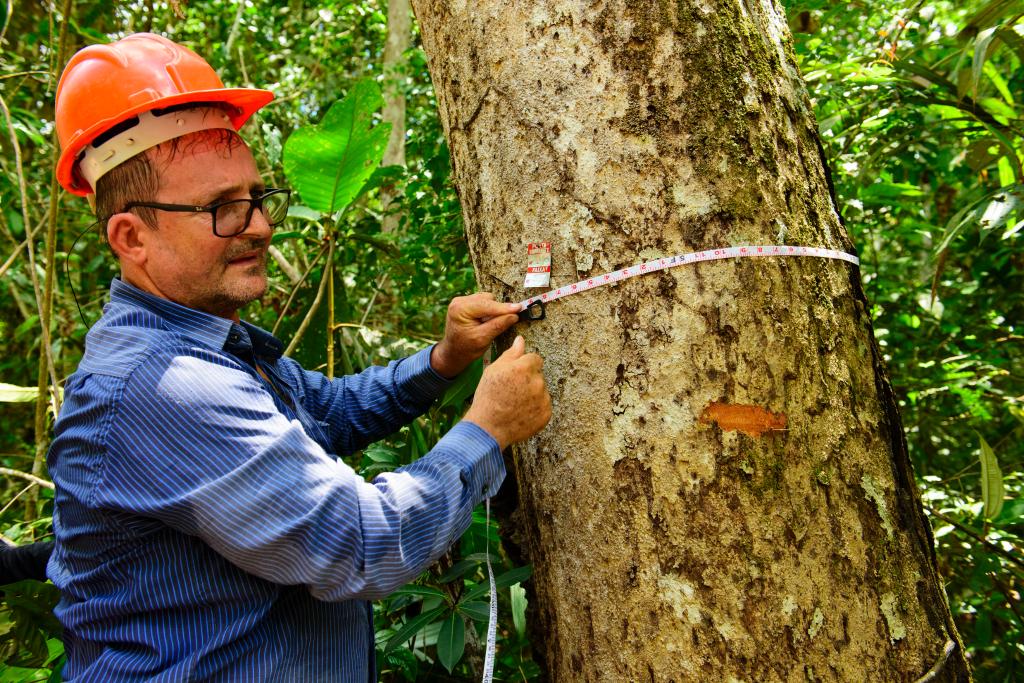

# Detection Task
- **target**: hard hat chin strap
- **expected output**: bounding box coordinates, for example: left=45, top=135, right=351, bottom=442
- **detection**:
left=79, top=107, right=235, bottom=192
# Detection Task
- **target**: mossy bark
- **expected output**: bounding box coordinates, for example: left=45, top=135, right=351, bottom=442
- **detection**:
left=411, top=0, right=970, bottom=680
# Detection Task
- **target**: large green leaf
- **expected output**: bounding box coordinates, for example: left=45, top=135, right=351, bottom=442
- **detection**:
left=978, top=433, right=1005, bottom=520
left=383, top=605, right=445, bottom=655
left=436, top=611, right=465, bottom=673
left=282, top=79, right=392, bottom=216
left=438, top=358, right=484, bottom=409
left=0, top=384, right=37, bottom=402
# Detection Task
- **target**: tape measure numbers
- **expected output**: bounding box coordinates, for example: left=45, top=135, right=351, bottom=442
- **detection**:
left=516, top=244, right=860, bottom=320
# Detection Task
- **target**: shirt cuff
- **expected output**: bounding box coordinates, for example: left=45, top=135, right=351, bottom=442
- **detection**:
left=436, top=420, right=505, bottom=500
left=395, top=345, right=454, bottom=402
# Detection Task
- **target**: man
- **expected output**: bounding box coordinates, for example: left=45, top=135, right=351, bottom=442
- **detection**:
left=48, top=33, right=551, bottom=681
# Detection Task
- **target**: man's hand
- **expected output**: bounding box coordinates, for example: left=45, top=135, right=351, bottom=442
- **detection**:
left=431, top=293, right=521, bottom=378
left=464, top=336, right=551, bottom=450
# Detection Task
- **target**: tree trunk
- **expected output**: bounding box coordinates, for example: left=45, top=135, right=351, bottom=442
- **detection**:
left=410, top=1, right=970, bottom=680
left=380, top=0, right=411, bottom=233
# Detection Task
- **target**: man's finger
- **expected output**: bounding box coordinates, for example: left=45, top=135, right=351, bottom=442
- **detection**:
left=516, top=352, right=544, bottom=371
left=460, top=298, right=520, bottom=321
left=499, top=335, right=526, bottom=361
left=477, top=313, right=519, bottom=341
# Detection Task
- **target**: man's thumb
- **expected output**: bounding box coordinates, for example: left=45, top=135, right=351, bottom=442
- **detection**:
left=500, top=335, right=526, bottom=361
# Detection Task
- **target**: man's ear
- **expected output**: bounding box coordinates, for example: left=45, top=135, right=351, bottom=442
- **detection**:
left=106, top=212, right=149, bottom=267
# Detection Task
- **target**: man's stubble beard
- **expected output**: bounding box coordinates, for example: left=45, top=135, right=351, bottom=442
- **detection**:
left=190, top=249, right=269, bottom=317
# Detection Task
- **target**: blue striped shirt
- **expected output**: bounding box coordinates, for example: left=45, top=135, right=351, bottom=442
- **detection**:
left=46, top=279, right=504, bottom=682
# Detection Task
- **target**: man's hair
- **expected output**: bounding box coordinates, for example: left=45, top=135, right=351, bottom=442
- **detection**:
left=93, top=114, right=245, bottom=249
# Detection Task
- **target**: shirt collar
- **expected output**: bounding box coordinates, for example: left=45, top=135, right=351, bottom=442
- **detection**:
left=108, top=278, right=283, bottom=360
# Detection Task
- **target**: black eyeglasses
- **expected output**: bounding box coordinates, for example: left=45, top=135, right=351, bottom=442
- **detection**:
left=123, top=188, right=291, bottom=238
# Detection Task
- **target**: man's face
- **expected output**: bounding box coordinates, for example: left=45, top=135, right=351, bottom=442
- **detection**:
left=140, top=135, right=271, bottom=320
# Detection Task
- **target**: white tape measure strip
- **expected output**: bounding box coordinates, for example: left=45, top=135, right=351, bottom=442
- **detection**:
left=482, top=498, right=497, bottom=683
left=517, top=244, right=859, bottom=309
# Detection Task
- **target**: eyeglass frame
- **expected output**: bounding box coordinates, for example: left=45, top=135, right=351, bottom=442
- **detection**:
left=122, top=187, right=291, bottom=238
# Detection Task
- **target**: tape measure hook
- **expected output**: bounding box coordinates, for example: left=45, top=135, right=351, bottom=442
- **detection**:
left=518, top=299, right=546, bottom=322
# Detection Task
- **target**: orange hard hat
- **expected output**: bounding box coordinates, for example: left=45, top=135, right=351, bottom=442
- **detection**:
left=55, top=33, right=274, bottom=196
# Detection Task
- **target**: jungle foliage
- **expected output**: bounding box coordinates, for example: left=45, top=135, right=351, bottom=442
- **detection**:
left=0, top=0, right=1020, bottom=681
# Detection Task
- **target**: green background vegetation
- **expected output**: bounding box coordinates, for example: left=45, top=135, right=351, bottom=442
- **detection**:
left=1, top=0, right=1021, bottom=680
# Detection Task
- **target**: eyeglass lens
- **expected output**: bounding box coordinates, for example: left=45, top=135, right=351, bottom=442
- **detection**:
left=215, top=191, right=289, bottom=236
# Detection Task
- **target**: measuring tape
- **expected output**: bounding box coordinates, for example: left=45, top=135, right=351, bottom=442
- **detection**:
left=482, top=498, right=497, bottom=683
left=516, top=244, right=859, bottom=319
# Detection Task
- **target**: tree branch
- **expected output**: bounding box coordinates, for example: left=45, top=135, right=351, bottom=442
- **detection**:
left=927, top=506, right=1024, bottom=571
left=913, top=640, right=955, bottom=683
left=284, top=236, right=333, bottom=357
left=0, top=467, right=55, bottom=490
left=271, top=242, right=328, bottom=337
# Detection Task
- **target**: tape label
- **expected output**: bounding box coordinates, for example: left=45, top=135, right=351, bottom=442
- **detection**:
left=524, top=242, right=552, bottom=288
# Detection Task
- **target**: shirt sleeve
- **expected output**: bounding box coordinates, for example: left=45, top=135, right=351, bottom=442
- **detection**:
left=99, top=346, right=504, bottom=602
left=286, top=346, right=452, bottom=456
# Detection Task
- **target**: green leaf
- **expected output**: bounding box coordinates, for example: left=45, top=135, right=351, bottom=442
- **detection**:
left=510, top=582, right=528, bottom=637
left=439, top=358, right=484, bottom=409
left=364, top=443, right=400, bottom=464
left=438, top=558, right=482, bottom=584
left=993, top=497, right=1023, bottom=526
left=409, top=421, right=428, bottom=458
left=974, top=609, right=993, bottom=647
left=14, top=316, right=39, bottom=340
left=9, top=608, right=48, bottom=667
left=936, top=185, right=1024, bottom=252
left=282, top=79, right=392, bottom=216
left=893, top=60, right=958, bottom=96
left=347, top=231, right=400, bottom=257
left=286, top=205, right=324, bottom=222
left=0, top=383, right=37, bottom=402
left=380, top=646, right=418, bottom=682
left=383, top=605, right=445, bottom=655
left=971, top=27, right=999, bottom=99
left=436, top=611, right=465, bottom=673
left=463, top=564, right=533, bottom=602
left=962, top=0, right=1024, bottom=36
left=68, top=17, right=110, bottom=44
left=995, top=26, right=1024, bottom=64
left=982, top=60, right=1015, bottom=107
left=358, top=164, right=406, bottom=197
left=389, top=585, right=448, bottom=602
left=457, top=600, right=490, bottom=623
left=270, top=230, right=304, bottom=245
left=964, top=138, right=1002, bottom=171
left=859, top=182, right=925, bottom=203
left=47, top=654, right=66, bottom=683
left=977, top=433, right=1005, bottom=520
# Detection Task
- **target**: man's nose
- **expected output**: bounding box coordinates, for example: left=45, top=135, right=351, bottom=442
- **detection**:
left=243, top=204, right=274, bottom=239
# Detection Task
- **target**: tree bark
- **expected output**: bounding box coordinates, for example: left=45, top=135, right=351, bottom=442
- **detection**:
left=380, top=0, right=411, bottom=233
left=411, top=0, right=970, bottom=680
